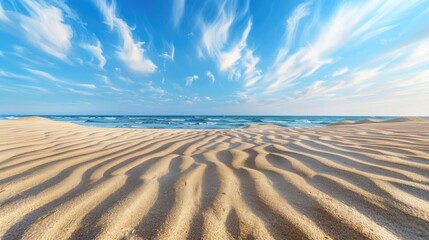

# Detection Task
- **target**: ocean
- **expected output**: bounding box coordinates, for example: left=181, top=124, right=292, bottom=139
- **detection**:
left=0, top=115, right=398, bottom=129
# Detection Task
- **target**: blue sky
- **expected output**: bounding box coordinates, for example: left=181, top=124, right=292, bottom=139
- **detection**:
left=0, top=0, right=429, bottom=115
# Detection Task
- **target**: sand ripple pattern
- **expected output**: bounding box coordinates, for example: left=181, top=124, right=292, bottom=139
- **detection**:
left=0, top=118, right=428, bottom=240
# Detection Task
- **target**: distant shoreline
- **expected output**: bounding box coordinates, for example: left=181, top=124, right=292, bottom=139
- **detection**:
left=3, top=115, right=427, bottom=130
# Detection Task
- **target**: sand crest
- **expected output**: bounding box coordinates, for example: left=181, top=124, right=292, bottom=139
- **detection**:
left=0, top=117, right=428, bottom=239
left=329, top=117, right=429, bottom=126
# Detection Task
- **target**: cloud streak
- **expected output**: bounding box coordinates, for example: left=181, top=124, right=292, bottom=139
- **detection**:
left=263, top=0, right=424, bottom=93
left=0, top=0, right=73, bottom=60
left=198, top=0, right=261, bottom=87
left=332, top=67, right=349, bottom=77
left=159, top=44, right=175, bottom=61
left=96, top=0, right=156, bottom=73
left=172, top=0, right=185, bottom=27
left=206, top=71, right=215, bottom=84
left=185, top=75, right=198, bottom=86
left=0, top=70, right=34, bottom=81
left=26, top=68, right=96, bottom=89
left=0, top=3, right=7, bottom=21
left=80, top=39, right=106, bottom=69
left=67, top=87, right=94, bottom=96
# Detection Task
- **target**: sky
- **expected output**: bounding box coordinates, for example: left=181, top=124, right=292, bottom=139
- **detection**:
left=0, top=0, right=429, bottom=115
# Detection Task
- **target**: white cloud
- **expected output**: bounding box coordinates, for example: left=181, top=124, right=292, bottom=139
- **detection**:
left=264, top=0, right=423, bottom=93
left=219, top=20, right=251, bottom=71
left=242, top=49, right=262, bottom=87
left=26, top=68, right=96, bottom=89
left=199, top=1, right=236, bottom=58
left=288, top=32, right=429, bottom=109
left=0, top=70, right=34, bottom=81
left=0, top=2, right=7, bottom=21
left=206, top=71, right=215, bottom=84
left=159, top=44, right=175, bottom=61
left=108, top=86, right=127, bottom=93
left=14, top=0, right=73, bottom=60
left=19, top=85, right=50, bottom=93
left=25, top=68, right=62, bottom=83
left=183, top=96, right=201, bottom=104
left=50, top=0, right=85, bottom=26
left=77, top=83, right=97, bottom=89
left=185, top=75, right=198, bottom=86
left=386, top=38, right=429, bottom=73
left=113, top=67, right=133, bottom=84
left=0, top=86, right=18, bottom=93
left=80, top=39, right=106, bottom=68
left=332, top=67, right=349, bottom=77
left=117, top=74, right=133, bottom=84
left=198, top=1, right=261, bottom=88
left=141, top=81, right=166, bottom=95
left=204, top=96, right=212, bottom=101
left=172, top=0, right=185, bottom=27
left=67, top=87, right=94, bottom=96
left=283, top=1, right=311, bottom=55
left=96, top=0, right=156, bottom=73
left=98, top=74, right=112, bottom=85
left=293, top=69, right=380, bottom=102
left=292, top=80, right=331, bottom=101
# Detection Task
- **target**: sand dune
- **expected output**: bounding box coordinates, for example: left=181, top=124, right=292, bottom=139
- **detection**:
left=0, top=118, right=428, bottom=239
left=354, top=118, right=382, bottom=124
left=384, top=117, right=429, bottom=123
left=329, top=117, right=429, bottom=126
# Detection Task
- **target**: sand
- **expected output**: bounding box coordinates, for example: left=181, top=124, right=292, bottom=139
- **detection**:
left=0, top=117, right=428, bottom=240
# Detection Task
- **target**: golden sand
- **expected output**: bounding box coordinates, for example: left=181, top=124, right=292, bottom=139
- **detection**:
left=0, top=117, right=428, bottom=239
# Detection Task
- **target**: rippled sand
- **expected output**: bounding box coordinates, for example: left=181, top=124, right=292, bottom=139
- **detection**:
left=0, top=117, right=428, bottom=239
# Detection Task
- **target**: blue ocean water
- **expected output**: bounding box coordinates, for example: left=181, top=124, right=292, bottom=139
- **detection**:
left=0, top=115, right=398, bottom=129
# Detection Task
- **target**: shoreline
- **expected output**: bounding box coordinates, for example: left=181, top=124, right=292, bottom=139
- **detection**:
left=1, top=116, right=428, bottom=131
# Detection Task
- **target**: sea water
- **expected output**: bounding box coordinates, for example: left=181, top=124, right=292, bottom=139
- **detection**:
left=0, top=115, right=397, bottom=129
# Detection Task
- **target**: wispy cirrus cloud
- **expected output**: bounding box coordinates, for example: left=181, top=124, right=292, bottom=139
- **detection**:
left=98, top=74, right=112, bottom=86
left=172, top=0, right=185, bottom=28
left=206, top=71, right=215, bottom=84
left=80, top=38, right=106, bottom=69
left=382, top=38, right=429, bottom=74
left=96, top=0, right=156, bottom=73
left=159, top=44, right=175, bottom=62
left=185, top=75, right=198, bottom=86
left=293, top=69, right=380, bottom=102
left=140, top=81, right=166, bottom=95
left=263, top=0, right=424, bottom=93
left=332, top=67, right=349, bottom=77
left=0, top=70, right=34, bottom=81
left=242, top=49, right=262, bottom=87
left=219, top=20, right=251, bottom=71
left=182, top=96, right=201, bottom=104
left=283, top=1, right=311, bottom=55
left=19, top=84, right=50, bottom=94
left=198, top=0, right=261, bottom=86
left=198, top=1, right=238, bottom=58
left=0, top=0, right=73, bottom=61
left=0, top=3, right=7, bottom=21
left=26, top=68, right=96, bottom=89
left=67, top=87, right=94, bottom=96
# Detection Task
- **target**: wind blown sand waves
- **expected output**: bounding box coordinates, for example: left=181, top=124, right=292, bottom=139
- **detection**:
left=0, top=117, right=428, bottom=239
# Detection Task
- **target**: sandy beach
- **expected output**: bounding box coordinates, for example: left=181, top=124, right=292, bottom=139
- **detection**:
left=0, top=117, right=428, bottom=240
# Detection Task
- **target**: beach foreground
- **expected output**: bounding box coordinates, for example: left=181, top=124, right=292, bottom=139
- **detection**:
left=0, top=117, right=428, bottom=240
